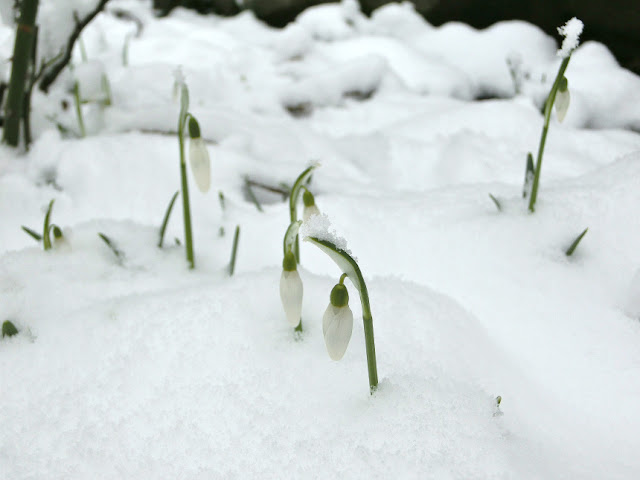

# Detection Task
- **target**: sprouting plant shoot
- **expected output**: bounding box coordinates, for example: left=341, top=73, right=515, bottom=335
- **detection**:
left=73, top=81, right=86, bottom=137
left=158, top=190, right=179, bottom=248
left=98, top=232, right=124, bottom=264
left=22, top=199, right=64, bottom=250
left=493, top=396, right=504, bottom=417
left=174, top=69, right=211, bottom=269
left=488, top=193, right=502, bottom=212
left=303, top=216, right=379, bottom=394
left=523, top=152, right=535, bottom=199
left=2, top=320, right=19, bottom=338
left=289, top=165, right=317, bottom=263
left=228, top=225, right=240, bottom=276
left=528, top=17, right=583, bottom=213
left=101, top=74, right=112, bottom=106
left=565, top=227, right=588, bottom=256
left=280, top=220, right=303, bottom=332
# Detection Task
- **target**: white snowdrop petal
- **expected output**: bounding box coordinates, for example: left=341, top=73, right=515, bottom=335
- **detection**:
left=303, top=204, right=321, bottom=222
left=322, top=304, right=353, bottom=360
left=555, top=88, right=570, bottom=123
left=280, top=270, right=303, bottom=327
left=189, top=138, right=211, bottom=193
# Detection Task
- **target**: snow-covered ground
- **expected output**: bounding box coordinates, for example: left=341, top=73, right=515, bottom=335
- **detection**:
left=2, top=1, right=640, bottom=478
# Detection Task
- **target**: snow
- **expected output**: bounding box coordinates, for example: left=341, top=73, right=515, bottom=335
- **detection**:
left=557, top=17, right=584, bottom=58
left=1, top=2, right=640, bottom=478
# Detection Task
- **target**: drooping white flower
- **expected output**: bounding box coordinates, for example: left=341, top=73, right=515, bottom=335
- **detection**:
left=555, top=77, right=570, bottom=123
left=280, top=252, right=303, bottom=327
left=302, top=189, right=320, bottom=222
left=187, top=116, right=211, bottom=193
left=322, top=282, right=353, bottom=360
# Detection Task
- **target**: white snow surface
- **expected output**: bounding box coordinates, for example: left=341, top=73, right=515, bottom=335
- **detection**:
left=1, top=2, right=640, bottom=478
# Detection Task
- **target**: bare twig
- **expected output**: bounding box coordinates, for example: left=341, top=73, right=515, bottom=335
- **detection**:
left=38, top=0, right=111, bottom=93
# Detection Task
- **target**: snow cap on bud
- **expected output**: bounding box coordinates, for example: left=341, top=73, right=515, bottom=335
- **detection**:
left=555, top=76, right=570, bottom=123
left=187, top=116, right=211, bottom=193
left=302, top=189, right=321, bottom=222
left=280, top=251, right=302, bottom=327
left=322, top=282, right=353, bottom=360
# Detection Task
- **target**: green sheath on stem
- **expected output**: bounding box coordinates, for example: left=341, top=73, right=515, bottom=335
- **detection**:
left=3, top=0, right=40, bottom=146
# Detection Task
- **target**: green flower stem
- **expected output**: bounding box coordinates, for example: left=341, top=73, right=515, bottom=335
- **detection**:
left=306, top=237, right=379, bottom=393
left=178, top=123, right=194, bottom=269
left=229, top=225, right=240, bottom=276
left=528, top=56, right=571, bottom=213
left=43, top=199, right=54, bottom=251
left=289, top=165, right=317, bottom=263
left=158, top=190, right=179, bottom=248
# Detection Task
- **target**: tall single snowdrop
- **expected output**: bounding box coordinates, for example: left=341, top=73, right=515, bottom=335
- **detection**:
left=303, top=214, right=379, bottom=394
left=174, top=69, right=211, bottom=269
left=280, top=220, right=304, bottom=331
left=528, top=17, right=583, bottom=213
left=289, top=164, right=318, bottom=263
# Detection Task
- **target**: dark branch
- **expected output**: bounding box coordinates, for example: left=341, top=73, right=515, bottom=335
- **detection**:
left=38, top=0, right=111, bottom=93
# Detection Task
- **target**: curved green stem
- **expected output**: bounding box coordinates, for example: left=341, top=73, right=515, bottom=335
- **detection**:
left=306, top=236, right=379, bottom=393
left=289, top=165, right=317, bottom=263
left=178, top=104, right=194, bottom=268
left=528, top=56, right=571, bottom=213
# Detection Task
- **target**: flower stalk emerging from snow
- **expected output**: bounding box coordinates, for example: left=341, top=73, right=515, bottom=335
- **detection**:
left=281, top=220, right=304, bottom=331
left=21, top=199, right=63, bottom=251
left=175, top=72, right=211, bottom=269
left=323, top=274, right=354, bottom=361
left=305, top=233, right=379, bottom=393
left=528, top=17, right=582, bottom=213
left=289, top=165, right=318, bottom=263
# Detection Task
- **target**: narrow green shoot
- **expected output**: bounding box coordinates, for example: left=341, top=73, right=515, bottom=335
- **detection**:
left=78, top=35, right=88, bottom=62
left=101, top=74, right=112, bottom=106
left=488, top=194, right=502, bottom=212
left=523, top=152, right=535, bottom=198
left=289, top=165, right=318, bottom=263
left=244, top=178, right=263, bottom=212
left=42, top=199, right=55, bottom=251
left=218, top=191, right=225, bottom=211
left=122, top=33, right=132, bottom=67
left=158, top=190, right=179, bottom=248
left=22, top=225, right=42, bottom=242
left=565, top=227, right=588, bottom=257
left=73, top=81, right=86, bottom=137
left=2, top=320, right=18, bottom=338
left=305, top=236, right=379, bottom=394
left=98, top=232, right=124, bottom=263
left=229, top=225, right=240, bottom=276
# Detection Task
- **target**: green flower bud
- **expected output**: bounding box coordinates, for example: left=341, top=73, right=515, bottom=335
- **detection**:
left=330, top=283, right=349, bottom=308
left=2, top=320, right=18, bottom=338
left=302, top=189, right=315, bottom=207
left=52, top=225, right=63, bottom=239
left=282, top=251, right=297, bottom=271
left=188, top=116, right=201, bottom=139
left=558, top=76, right=568, bottom=92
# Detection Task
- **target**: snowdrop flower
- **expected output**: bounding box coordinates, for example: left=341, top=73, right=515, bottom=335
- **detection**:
left=322, top=278, right=353, bottom=361
left=188, top=116, right=211, bottom=193
left=280, top=251, right=303, bottom=327
left=302, top=189, right=320, bottom=222
left=555, top=76, right=570, bottom=123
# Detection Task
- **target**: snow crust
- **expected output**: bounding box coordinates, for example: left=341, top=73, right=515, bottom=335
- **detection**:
left=1, top=2, right=640, bottom=478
